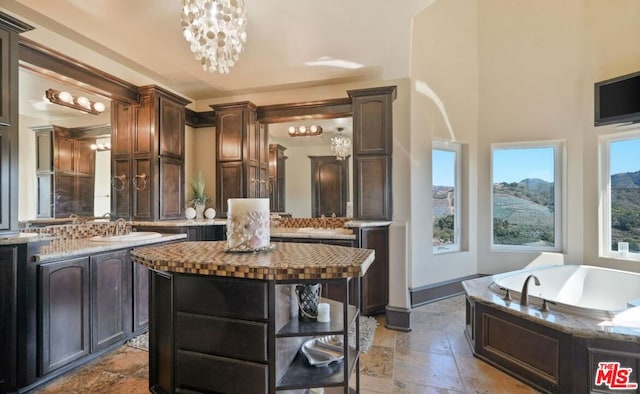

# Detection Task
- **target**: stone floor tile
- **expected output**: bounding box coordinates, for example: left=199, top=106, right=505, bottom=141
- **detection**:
left=454, top=354, right=541, bottom=394
left=393, top=379, right=464, bottom=393
left=360, top=345, right=395, bottom=378
left=394, top=351, right=465, bottom=391
left=396, top=327, right=453, bottom=356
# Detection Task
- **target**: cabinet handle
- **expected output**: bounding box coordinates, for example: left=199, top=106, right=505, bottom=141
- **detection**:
left=111, top=174, right=127, bottom=192
left=133, top=173, right=147, bottom=191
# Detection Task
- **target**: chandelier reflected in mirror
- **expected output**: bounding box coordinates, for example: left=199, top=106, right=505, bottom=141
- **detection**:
left=331, top=127, right=351, bottom=160
left=180, top=0, right=247, bottom=74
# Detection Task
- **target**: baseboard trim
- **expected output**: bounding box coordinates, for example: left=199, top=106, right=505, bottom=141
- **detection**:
left=385, top=306, right=411, bottom=332
left=410, top=274, right=485, bottom=307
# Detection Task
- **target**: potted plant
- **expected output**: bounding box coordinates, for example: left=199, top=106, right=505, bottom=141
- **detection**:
left=188, top=172, right=210, bottom=219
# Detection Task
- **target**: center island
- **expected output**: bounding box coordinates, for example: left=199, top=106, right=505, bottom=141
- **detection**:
left=130, top=241, right=375, bottom=394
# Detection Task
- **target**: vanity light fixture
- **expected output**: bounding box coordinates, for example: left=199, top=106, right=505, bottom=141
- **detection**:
left=90, top=142, right=111, bottom=151
left=288, top=125, right=323, bottom=137
left=45, top=89, right=106, bottom=115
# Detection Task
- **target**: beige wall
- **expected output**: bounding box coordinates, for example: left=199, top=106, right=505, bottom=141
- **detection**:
left=410, top=0, right=640, bottom=288
left=410, top=0, right=479, bottom=287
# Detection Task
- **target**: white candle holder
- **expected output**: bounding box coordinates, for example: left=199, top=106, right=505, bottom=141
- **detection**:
left=226, top=198, right=272, bottom=252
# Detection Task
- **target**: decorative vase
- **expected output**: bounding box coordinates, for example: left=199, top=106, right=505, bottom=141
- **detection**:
left=195, top=204, right=206, bottom=219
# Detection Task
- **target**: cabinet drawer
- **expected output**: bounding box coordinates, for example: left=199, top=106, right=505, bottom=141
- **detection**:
left=176, top=350, right=267, bottom=393
left=175, top=275, right=268, bottom=320
left=176, top=313, right=268, bottom=363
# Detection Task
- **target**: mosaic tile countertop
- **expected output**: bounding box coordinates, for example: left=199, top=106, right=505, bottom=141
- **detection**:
left=131, top=241, right=375, bottom=281
left=35, top=233, right=187, bottom=262
left=463, top=275, right=640, bottom=343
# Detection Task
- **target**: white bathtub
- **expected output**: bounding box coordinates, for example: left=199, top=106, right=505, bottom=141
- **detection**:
left=491, top=264, right=640, bottom=320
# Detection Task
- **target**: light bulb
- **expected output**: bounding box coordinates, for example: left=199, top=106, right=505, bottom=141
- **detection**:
left=299, top=126, right=307, bottom=134
left=92, top=102, right=106, bottom=113
left=288, top=126, right=296, bottom=135
left=76, top=96, right=90, bottom=109
left=58, top=91, right=73, bottom=103
left=310, top=125, right=318, bottom=133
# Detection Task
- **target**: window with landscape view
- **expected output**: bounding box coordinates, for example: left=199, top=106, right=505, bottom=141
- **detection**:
left=432, top=142, right=461, bottom=253
left=601, top=134, right=640, bottom=257
left=491, top=143, right=562, bottom=250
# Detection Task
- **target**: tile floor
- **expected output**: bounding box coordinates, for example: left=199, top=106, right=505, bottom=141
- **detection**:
left=33, top=295, right=540, bottom=393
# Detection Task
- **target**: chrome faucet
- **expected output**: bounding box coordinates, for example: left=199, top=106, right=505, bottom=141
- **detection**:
left=114, top=218, right=128, bottom=236
left=519, top=274, right=540, bottom=306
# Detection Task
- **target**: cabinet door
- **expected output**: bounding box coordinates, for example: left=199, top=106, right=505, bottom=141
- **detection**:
left=159, top=156, right=184, bottom=219
left=354, top=155, right=391, bottom=220
left=217, top=111, right=244, bottom=162
left=359, top=227, right=389, bottom=315
left=0, top=247, right=17, bottom=392
left=159, top=95, right=185, bottom=158
left=90, top=251, right=131, bottom=352
left=217, top=161, right=243, bottom=214
left=132, top=262, right=149, bottom=333
left=0, top=29, right=10, bottom=125
left=40, top=257, right=90, bottom=375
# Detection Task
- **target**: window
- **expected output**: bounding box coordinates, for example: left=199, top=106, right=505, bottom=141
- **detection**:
left=491, top=142, right=563, bottom=251
left=601, top=133, right=640, bottom=258
left=432, top=141, right=461, bottom=253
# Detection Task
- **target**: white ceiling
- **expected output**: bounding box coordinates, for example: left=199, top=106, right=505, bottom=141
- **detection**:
left=6, top=0, right=435, bottom=100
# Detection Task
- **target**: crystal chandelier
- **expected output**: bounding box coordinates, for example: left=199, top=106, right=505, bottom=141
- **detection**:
left=331, top=127, right=352, bottom=160
left=180, top=0, right=247, bottom=74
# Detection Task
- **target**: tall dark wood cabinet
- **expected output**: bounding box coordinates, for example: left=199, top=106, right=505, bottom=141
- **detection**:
left=213, top=101, right=269, bottom=215
left=348, top=86, right=396, bottom=221
left=268, top=144, right=286, bottom=212
left=111, top=86, right=190, bottom=220
left=33, top=125, right=96, bottom=218
left=0, top=13, right=33, bottom=233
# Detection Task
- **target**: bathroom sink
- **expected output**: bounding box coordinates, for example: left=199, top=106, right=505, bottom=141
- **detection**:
left=89, top=231, right=163, bottom=242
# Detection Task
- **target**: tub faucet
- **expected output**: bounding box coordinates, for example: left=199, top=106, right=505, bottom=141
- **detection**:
left=519, top=274, right=540, bottom=306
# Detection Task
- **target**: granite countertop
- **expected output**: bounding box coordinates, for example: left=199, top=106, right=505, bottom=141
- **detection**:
left=344, top=220, right=392, bottom=228
left=463, top=275, right=640, bottom=343
left=132, top=218, right=226, bottom=227
left=0, top=232, right=55, bottom=245
left=36, top=233, right=187, bottom=262
left=270, top=227, right=356, bottom=240
left=131, top=241, right=375, bottom=281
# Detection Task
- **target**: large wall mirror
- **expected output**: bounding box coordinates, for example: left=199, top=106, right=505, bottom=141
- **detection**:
left=18, top=66, right=112, bottom=223
left=267, top=117, right=353, bottom=218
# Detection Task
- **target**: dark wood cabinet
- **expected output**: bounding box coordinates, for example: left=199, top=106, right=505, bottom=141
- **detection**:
left=90, top=250, right=131, bottom=352
left=33, top=125, right=96, bottom=218
left=0, top=14, right=32, bottom=232
left=132, top=262, right=149, bottom=333
left=213, top=101, right=269, bottom=215
left=39, top=257, right=91, bottom=375
left=134, top=224, right=225, bottom=241
left=148, top=267, right=360, bottom=393
left=358, top=226, right=390, bottom=315
left=348, top=86, right=396, bottom=221
left=0, top=246, right=18, bottom=392
left=272, top=227, right=389, bottom=316
left=111, top=86, right=190, bottom=220
left=310, top=156, right=349, bottom=217
left=268, top=144, right=286, bottom=212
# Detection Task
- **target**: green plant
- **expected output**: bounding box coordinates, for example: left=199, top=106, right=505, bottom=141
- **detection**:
left=188, top=172, right=210, bottom=206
